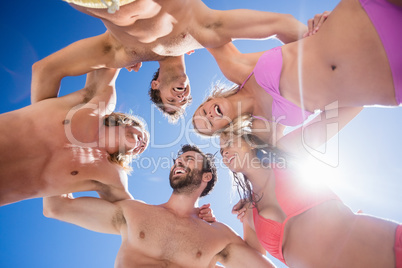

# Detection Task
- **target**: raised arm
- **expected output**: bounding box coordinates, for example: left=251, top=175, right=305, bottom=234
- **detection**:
left=213, top=9, right=307, bottom=45
left=219, top=241, right=275, bottom=268
left=43, top=194, right=124, bottom=234
left=196, top=4, right=307, bottom=48
left=207, top=43, right=265, bottom=85
left=31, top=32, right=119, bottom=104
left=277, top=107, right=363, bottom=156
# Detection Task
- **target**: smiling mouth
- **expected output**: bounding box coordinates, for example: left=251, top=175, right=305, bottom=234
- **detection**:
left=174, top=168, right=186, bottom=175
left=214, top=105, right=223, bottom=117
left=174, top=87, right=185, bottom=92
left=228, top=156, right=235, bottom=165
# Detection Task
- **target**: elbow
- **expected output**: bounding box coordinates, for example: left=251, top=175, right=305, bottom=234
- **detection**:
left=43, top=198, right=63, bottom=219
left=43, top=203, right=56, bottom=219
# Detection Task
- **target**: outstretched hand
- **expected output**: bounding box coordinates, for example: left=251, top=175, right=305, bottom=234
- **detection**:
left=303, top=11, right=331, bottom=38
left=231, top=199, right=250, bottom=223
left=198, top=203, right=216, bottom=223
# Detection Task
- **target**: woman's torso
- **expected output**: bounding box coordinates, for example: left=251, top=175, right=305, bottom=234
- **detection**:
left=280, top=0, right=397, bottom=111
left=251, top=168, right=397, bottom=267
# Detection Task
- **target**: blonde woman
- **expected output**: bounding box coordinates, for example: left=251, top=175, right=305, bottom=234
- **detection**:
left=193, top=0, right=401, bottom=144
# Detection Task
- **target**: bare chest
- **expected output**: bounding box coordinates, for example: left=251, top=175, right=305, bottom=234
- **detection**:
left=119, top=208, right=227, bottom=267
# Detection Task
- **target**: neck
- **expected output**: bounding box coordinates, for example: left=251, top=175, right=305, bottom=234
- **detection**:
left=158, top=55, right=186, bottom=75
left=241, top=162, right=271, bottom=194
left=161, top=191, right=200, bottom=217
left=227, top=91, right=255, bottom=115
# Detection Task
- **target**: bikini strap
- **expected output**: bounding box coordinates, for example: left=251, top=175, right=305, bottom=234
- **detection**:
left=251, top=115, right=271, bottom=123
left=238, top=71, right=254, bottom=91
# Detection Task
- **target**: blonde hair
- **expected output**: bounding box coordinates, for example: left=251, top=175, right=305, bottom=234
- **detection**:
left=104, top=112, right=149, bottom=172
left=192, top=83, right=241, bottom=136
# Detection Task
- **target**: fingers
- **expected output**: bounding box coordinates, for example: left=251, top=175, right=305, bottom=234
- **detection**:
left=201, top=215, right=216, bottom=223
left=307, top=18, right=315, bottom=37
left=313, top=11, right=330, bottom=34
left=237, top=210, right=246, bottom=223
left=231, top=199, right=245, bottom=214
left=133, top=62, right=142, bottom=72
left=304, top=11, right=331, bottom=37
left=199, top=204, right=216, bottom=223
left=200, top=203, right=211, bottom=210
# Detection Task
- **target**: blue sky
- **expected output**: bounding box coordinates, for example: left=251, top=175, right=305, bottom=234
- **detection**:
left=1, top=0, right=401, bottom=267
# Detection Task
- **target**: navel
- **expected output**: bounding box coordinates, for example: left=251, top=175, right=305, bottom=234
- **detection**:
left=62, top=119, right=70, bottom=125
left=331, top=65, right=337, bottom=71
left=70, top=171, right=78, bottom=176
left=139, top=231, right=145, bottom=239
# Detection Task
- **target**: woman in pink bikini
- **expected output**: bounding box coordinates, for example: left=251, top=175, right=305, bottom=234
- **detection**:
left=193, top=0, right=402, bottom=144
left=219, top=126, right=402, bottom=268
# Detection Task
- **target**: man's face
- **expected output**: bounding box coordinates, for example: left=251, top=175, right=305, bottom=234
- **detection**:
left=169, top=151, right=204, bottom=193
left=104, top=125, right=148, bottom=156
left=152, top=73, right=191, bottom=113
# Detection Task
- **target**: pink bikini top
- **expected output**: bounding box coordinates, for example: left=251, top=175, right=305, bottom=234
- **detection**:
left=240, top=46, right=313, bottom=126
left=252, top=168, right=340, bottom=264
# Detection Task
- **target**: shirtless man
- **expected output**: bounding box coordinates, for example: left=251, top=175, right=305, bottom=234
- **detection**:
left=32, top=0, right=307, bottom=122
left=43, top=144, right=276, bottom=267
left=0, top=68, right=149, bottom=206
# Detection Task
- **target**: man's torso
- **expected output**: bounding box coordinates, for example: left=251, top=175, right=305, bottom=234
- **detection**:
left=0, top=93, right=121, bottom=205
left=115, top=201, right=237, bottom=267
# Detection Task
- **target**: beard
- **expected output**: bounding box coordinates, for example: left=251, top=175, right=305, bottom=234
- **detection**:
left=169, top=166, right=203, bottom=195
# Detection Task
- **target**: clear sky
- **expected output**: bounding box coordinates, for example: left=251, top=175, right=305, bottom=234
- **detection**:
left=1, top=0, right=401, bottom=268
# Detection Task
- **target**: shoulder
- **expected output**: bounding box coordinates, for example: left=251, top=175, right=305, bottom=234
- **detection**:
left=210, top=221, right=242, bottom=241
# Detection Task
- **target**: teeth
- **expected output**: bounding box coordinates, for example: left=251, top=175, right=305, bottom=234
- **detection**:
left=174, top=169, right=185, bottom=175
left=174, top=87, right=185, bottom=92
left=215, top=105, right=222, bottom=116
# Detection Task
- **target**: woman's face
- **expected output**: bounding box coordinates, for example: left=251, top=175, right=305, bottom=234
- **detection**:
left=219, top=134, right=254, bottom=172
left=193, top=98, right=237, bottom=135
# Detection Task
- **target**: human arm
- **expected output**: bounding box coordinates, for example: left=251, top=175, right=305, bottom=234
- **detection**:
left=218, top=241, right=275, bottom=268
left=207, top=42, right=265, bottom=85
left=232, top=200, right=266, bottom=255
left=31, top=32, right=120, bottom=103
left=200, top=9, right=307, bottom=46
left=43, top=193, right=124, bottom=234
left=277, top=107, right=363, bottom=156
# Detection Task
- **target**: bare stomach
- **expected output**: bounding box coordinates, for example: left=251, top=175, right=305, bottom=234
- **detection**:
left=281, top=0, right=397, bottom=111
left=283, top=200, right=397, bottom=268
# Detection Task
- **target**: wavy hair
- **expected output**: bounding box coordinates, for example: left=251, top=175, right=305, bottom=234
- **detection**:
left=104, top=112, right=149, bottom=172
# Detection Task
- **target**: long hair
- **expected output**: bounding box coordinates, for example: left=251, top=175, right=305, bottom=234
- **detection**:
left=221, top=118, right=291, bottom=204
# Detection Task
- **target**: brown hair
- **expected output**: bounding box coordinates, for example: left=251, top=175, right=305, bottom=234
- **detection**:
left=104, top=112, right=149, bottom=172
left=177, top=144, right=217, bottom=198
left=220, top=119, right=290, bottom=203
left=149, top=68, right=192, bottom=124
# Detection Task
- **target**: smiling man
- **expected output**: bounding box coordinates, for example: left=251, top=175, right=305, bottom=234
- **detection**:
left=0, top=68, right=149, bottom=207
left=32, top=0, right=307, bottom=123
left=43, top=144, right=275, bottom=267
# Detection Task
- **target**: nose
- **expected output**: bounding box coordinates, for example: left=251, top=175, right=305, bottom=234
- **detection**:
left=175, top=156, right=184, bottom=165
left=177, top=94, right=185, bottom=101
